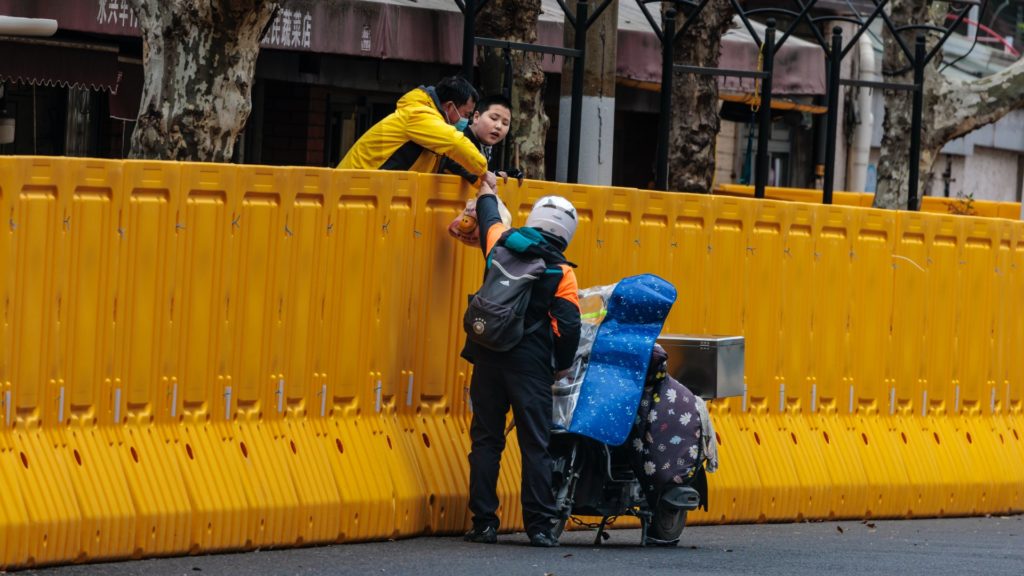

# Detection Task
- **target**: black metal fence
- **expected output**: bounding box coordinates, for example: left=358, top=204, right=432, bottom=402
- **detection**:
left=459, top=0, right=980, bottom=210
left=456, top=0, right=613, bottom=184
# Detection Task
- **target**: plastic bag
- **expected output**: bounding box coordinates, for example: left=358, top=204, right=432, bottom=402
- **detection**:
left=694, top=396, right=719, bottom=472
left=551, top=282, right=618, bottom=429
left=448, top=195, right=512, bottom=247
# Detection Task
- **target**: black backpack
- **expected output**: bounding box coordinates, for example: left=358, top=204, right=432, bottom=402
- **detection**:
left=464, top=228, right=561, bottom=351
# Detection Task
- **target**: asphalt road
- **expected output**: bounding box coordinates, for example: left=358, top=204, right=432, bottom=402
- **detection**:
left=22, top=516, right=1023, bottom=576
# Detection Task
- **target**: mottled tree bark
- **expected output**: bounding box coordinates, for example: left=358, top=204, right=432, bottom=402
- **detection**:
left=874, top=0, right=1024, bottom=209
left=478, top=0, right=549, bottom=179
left=127, top=0, right=277, bottom=161
left=668, top=0, right=734, bottom=193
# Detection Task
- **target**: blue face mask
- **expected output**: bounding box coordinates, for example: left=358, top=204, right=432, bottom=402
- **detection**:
left=446, top=103, right=470, bottom=132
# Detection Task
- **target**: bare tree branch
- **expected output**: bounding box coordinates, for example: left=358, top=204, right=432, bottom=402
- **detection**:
left=928, top=58, right=1024, bottom=148
left=874, top=0, right=1023, bottom=209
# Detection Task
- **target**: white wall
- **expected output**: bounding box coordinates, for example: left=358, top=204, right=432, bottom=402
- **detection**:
left=926, top=148, right=1021, bottom=202
left=715, top=120, right=738, bottom=187
left=963, top=147, right=1020, bottom=202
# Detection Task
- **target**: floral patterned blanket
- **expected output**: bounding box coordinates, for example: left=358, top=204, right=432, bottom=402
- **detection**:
left=628, top=344, right=716, bottom=499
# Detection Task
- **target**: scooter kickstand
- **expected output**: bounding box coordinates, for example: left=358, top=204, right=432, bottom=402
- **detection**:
left=593, top=517, right=610, bottom=546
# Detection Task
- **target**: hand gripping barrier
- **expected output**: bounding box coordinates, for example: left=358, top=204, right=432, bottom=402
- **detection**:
left=0, top=156, right=1020, bottom=568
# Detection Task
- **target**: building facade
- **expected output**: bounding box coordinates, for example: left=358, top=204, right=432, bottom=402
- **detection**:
left=1, top=0, right=1021, bottom=201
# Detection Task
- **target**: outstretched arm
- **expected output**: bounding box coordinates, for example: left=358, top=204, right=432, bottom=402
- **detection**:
left=474, top=186, right=507, bottom=257
left=405, top=106, right=488, bottom=177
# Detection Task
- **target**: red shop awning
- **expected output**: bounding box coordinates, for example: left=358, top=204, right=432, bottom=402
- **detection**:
left=0, top=36, right=119, bottom=91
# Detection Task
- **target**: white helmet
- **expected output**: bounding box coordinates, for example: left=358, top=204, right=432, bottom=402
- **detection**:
left=526, top=195, right=577, bottom=246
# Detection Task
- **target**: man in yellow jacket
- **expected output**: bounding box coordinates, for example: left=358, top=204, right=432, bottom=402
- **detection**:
left=339, top=76, right=490, bottom=182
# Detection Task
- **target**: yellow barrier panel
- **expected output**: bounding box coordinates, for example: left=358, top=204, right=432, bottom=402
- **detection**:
left=278, top=167, right=343, bottom=546
left=117, top=161, right=193, bottom=558
left=0, top=157, right=1023, bottom=569
left=404, top=173, right=477, bottom=535
left=848, top=208, right=897, bottom=414
left=688, top=409, right=764, bottom=524
left=1002, top=415, right=1024, bottom=505
left=920, top=195, right=1022, bottom=219
left=810, top=205, right=854, bottom=415
left=808, top=415, right=870, bottom=518
left=856, top=415, right=914, bottom=517
left=0, top=445, right=30, bottom=567
left=715, top=183, right=869, bottom=207
left=717, top=183, right=1023, bottom=220
left=741, top=412, right=803, bottom=521
left=0, top=159, right=29, bottom=568
left=778, top=203, right=816, bottom=414
left=779, top=414, right=833, bottom=520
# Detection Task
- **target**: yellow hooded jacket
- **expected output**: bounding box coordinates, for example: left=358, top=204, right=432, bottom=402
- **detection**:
left=338, top=86, right=488, bottom=176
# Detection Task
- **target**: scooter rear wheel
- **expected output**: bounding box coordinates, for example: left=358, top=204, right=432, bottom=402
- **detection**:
left=647, top=507, right=687, bottom=543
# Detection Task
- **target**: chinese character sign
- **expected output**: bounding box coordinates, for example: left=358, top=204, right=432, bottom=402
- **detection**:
left=360, top=25, right=371, bottom=52
left=93, top=0, right=310, bottom=44
left=97, top=0, right=139, bottom=29
left=262, top=7, right=313, bottom=49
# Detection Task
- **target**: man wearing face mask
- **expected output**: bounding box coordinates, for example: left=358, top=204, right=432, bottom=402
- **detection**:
left=339, top=76, right=493, bottom=187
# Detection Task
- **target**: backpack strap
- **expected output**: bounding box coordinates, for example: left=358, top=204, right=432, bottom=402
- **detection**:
left=523, top=318, right=546, bottom=335
left=522, top=266, right=564, bottom=336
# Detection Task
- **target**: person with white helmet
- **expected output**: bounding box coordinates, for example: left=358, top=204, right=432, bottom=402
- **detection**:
left=461, top=186, right=582, bottom=548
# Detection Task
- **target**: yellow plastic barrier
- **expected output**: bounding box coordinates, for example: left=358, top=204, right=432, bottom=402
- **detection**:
left=718, top=183, right=1024, bottom=219
left=0, top=156, right=1022, bottom=569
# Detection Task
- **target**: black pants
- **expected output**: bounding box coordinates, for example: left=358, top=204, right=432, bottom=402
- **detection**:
left=468, top=362, right=557, bottom=536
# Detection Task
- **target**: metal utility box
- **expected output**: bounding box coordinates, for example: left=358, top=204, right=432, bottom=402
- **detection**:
left=656, top=335, right=745, bottom=400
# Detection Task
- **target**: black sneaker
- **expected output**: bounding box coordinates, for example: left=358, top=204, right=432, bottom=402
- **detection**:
left=529, top=530, right=560, bottom=548
left=463, top=525, right=498, bottom=544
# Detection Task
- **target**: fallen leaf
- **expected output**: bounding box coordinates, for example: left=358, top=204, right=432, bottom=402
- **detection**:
left=836, top=526, right=845, bottom=534
left=866, top=523, right=876, bottom=529
left=563, top=553, right=573, bottom=558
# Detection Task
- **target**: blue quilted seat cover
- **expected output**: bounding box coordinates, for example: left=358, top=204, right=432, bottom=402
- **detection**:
left=567, top=274, right=677, bottom=445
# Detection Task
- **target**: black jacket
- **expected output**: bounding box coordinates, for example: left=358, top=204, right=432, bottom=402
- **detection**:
left=460, top=194, right=582, bottom=375
left=439, top=127, right=523, bottom=183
